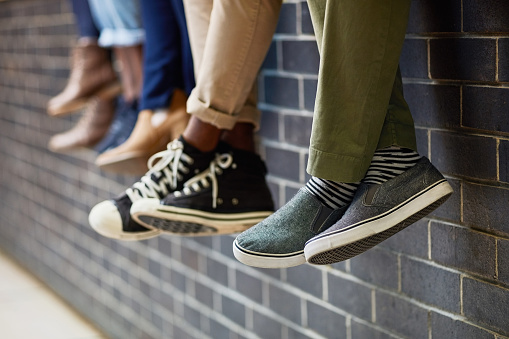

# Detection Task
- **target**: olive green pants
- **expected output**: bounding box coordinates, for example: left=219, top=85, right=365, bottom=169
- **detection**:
left=306, top=0, right=417, bottom=183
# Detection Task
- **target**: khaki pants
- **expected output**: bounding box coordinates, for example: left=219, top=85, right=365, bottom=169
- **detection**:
left=183, top=0, right=282, bottom=130
left=307, top=0, right=417, bottom=182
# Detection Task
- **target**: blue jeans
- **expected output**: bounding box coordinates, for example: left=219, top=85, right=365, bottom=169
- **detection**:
left=139, top=0, right=195, bottom=110
left=88, top=0, right=145, bottom=47
left=70, top=0, right=99, bottom=38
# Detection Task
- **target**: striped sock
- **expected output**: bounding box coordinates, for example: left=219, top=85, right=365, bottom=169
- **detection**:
left=305, top=177, right=360, bottom=209
left=362, top=147, right=421, bottom=185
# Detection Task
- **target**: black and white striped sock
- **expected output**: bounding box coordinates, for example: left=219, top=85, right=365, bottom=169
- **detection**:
left=305, top=177, right=360, bottom=209
left=362, top=147, right=421, bottom=185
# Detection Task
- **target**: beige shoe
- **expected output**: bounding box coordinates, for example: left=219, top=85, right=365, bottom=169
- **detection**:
left=48, top=96, right=116, bottom=152
left=47, top=39, right=121, bottom=117
left=95, top=89, right=189, bottom=175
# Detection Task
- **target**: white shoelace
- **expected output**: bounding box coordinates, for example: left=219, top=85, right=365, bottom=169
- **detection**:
left=174, top=153, right=234, bottom=209
left=125, top=140, right=193, bottom=202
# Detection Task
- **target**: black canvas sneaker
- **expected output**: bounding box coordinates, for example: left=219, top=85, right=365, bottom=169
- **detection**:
left=130, top=145, right=275, bottom=236
left=88, top=138, right=214, bottom=240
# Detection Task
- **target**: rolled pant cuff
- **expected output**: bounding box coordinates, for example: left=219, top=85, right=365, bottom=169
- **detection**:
left=187, top=90, right=261, bottom=130
left=307, top=148, right=372, bottom=183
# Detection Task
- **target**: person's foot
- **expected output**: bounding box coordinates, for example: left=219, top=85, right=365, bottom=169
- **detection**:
left=233, top=189, right=347, bottom=268
left=130, top=145, right=275, bottom=236
left=88, top=138, right=214, bottom=240
left=94, top=97, right=138, bottom=154
left=304, top=157, right=453, bottom=265
left=48, top=96, right=115, bottom=152
left=47, top=39, right=121, bottom=117
left=95, top=90, right=189, bottom=175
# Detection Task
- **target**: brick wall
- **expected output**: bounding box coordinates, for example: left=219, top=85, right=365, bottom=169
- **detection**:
left=1, top=0, right=509, bottom=338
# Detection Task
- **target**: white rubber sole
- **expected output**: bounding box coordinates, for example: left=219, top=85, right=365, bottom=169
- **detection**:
left=131, top=198, right=273, bottom=235
left=233, top=239, right=305, bottom=268
left=305, top=180, right=453, bottom=263
left=89, top=200, right=161, bottom=241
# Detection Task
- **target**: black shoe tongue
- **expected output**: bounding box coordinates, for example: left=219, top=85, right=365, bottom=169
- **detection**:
left=178, top=135, right=216, bottom=163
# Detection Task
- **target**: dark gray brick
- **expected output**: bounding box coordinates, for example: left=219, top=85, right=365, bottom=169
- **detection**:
left=401, top=257, right=460, bottom=312
left=254, top=266, right=282, bottom=280
left=267, top=181, right=280, bottom=208
left=407, top=0, right=462, bottom=33
left=195, top=281, right=214, bottom=308
left=206, top=257, right=228, bottom=285
left=430, top=131, right=497, bottom=180
left=283, top=114, right=312, bottom=147
left=375, top=291, right=429, bottom=339
left=259, top=109, right=280, bottom=141
left=405, top=83, right=461, bottom=129
left=264, top=145, right=300, bottom=181
left=263, top=75, right=300, bottom=109
left=276, top=3, right=297, bottom=35
left=286, top=264, right=323, bottom=298
left=430, top=178, right=461, bottom=223
left=351, top=320, right=399, bottom=339
left=252, top=311, right=283, bottom=339
left=306, top=301, right=347, bottom=338
left=400, top=39, right=428, bottom=79
left=463, top=0, right=509, bottom=32
left=300, top=2, right=314, bottom=35
left=380, top=218, right=429, bottom=258
left=429, top=38, right=496, bottom=82
left=500, top=140, right=509, bottom=183
left=286, top=327, right=315, bottom=339
left=173, top=324, right=195, bottom=339
left=498, top=39, right=509, bottom=82
left=157, top=237, right=173, bottom=258
left=170, top=269, right=187, bottom=293
left=222, top=295, right=246, bottom=327
left=350, top=247, right=399, bottom=290
left=431, top=312, right=494, bottom=339
left=184, top=304, right=202, bottom=331
left=328, top=274, right=372, bottom=320
left=191, top=236, right=213, bottom=249
left=303, top=79, right=317, bottom=112
left=218, top=234, right=236, bottom=259
left=209, top=318, right=231, bottom=339
left=282, top=40, right=319, bottom=74
left=269, top=283, right=302, bottom=324
left=284, top=186, right=300, bottom=205
left=463, top=86, right=509, bottom=134
left=235, top=270, right=263, bottom=303
left=463, top=183, right=509, bottom=236
left=499, top=239, right=509, bottom=285
left=430, top=221, right=496, bottom=278
left=463, top=277, right=509, bottom=334
left=415, top=128, right=428, bottom=157
left=262, top=41, right=277, bottom=70
left=181, top=246, right=199, bottom=271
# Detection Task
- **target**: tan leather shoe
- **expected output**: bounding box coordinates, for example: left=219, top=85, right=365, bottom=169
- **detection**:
left=95, top=89, right=189, bottom=175
left=48, top=96, right=115, bottom=152
left=47, top=39, right=121, bottom=117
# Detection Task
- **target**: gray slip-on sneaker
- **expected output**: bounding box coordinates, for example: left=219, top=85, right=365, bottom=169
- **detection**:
left=233, top=189, right=347, bottom=268
left=305, top=157, right=453, bottom=265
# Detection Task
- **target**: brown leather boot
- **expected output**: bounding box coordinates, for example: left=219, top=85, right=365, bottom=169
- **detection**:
left=95, top=89, right=189, bottom=175
left=47, top=39, right=121, bottom=117
left=113, top=45, right=143, bottom=103
left=48, top=96, right=116, bottom=152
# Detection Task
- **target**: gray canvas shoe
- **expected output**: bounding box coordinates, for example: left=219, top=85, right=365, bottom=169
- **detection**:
left=304, top=157, right=453, bottom=265
left=233, top=189, right=347, bottom=268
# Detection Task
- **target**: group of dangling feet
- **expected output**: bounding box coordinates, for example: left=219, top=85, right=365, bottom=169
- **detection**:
left=47, top=0, right=453, bottom=269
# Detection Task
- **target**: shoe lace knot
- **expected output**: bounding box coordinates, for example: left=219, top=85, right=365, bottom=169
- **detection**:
left=125, top=139, right=192, bottom=202
left=175, top=152, right=233, bottom=209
